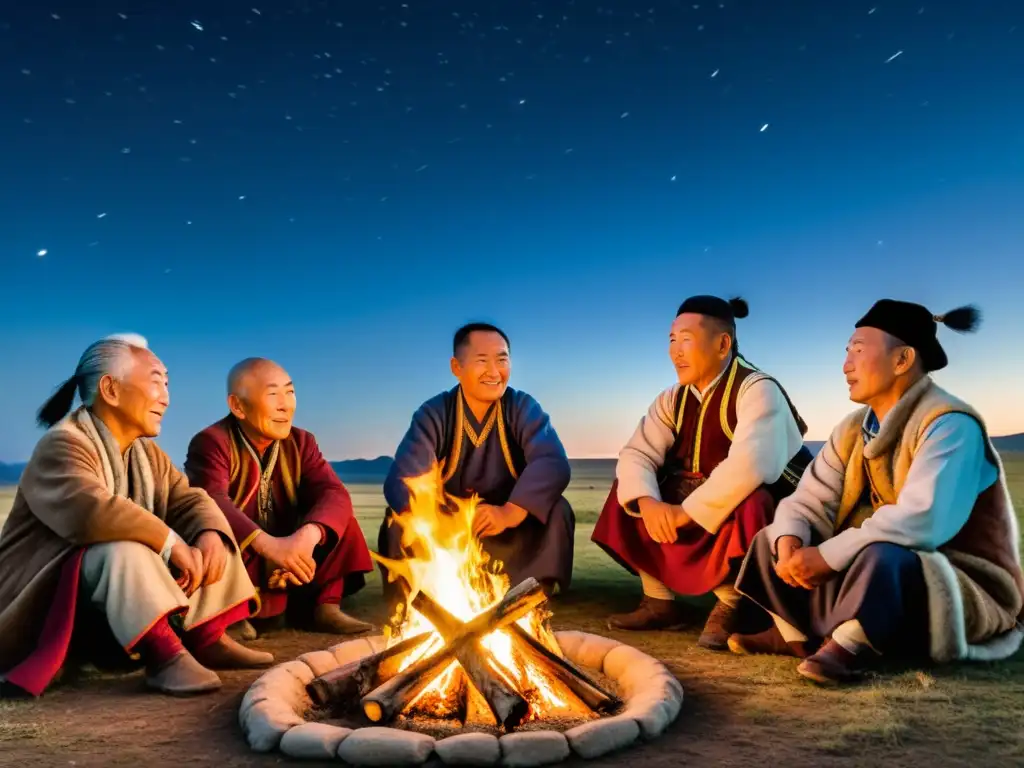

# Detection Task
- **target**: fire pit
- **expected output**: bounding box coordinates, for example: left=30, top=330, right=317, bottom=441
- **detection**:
left=238, top=470, right=683, bottom=764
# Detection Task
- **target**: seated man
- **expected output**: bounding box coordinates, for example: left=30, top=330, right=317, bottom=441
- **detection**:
left=729, top=300, right=1024, bottom=684
left=380, top=323, right=574, bottom=599
left=0, top=334, right=270, bottom=699
left=185, top=357, right=374, bottom=637
left=592, top=296, right=811, bottom=649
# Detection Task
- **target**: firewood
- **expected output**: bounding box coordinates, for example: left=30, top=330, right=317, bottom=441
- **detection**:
left=412, top=588, right=619, bottom=714
left=306, top=631, right=431, bottom=708
left=409, top=587, right=529, bottom=730
left=507, top=625, right=621, bottom=713
left=360, top=577, right=546, bottom=726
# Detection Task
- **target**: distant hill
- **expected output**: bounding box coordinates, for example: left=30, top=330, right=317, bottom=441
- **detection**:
left=329, top=456, right=394, bottom=483
left=806, top=433, right=1024, bottom=454
left=0, top=433, right=1021, bottom=487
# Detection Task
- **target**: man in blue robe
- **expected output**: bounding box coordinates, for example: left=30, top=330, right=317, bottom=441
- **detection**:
left=379, top=323, right=575, bottom=600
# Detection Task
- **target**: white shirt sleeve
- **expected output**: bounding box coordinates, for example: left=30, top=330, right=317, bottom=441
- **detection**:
left=160, top=529, right=180, bottom=564
left=615, top=386, right=679, bottom=513
left=682, top=376, right=805, bottom=534
left=817, top=412, right=991, bottom=572
left=764, top=427, right=847, bottom=551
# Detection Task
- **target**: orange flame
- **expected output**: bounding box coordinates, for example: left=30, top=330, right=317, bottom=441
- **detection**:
left=374, top=464, right=592, bottom=724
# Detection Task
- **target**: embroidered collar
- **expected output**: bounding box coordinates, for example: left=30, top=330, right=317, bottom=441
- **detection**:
left=689, top=357, right=732, bottom=404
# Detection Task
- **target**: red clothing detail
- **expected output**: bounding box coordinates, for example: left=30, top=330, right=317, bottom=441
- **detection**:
left=185, top=417, right=372, bottom=619
left=592, top=364, right=775, bottom=594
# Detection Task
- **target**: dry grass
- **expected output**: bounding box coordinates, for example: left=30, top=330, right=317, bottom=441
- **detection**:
left=0, top=454, right=1022, bottom=765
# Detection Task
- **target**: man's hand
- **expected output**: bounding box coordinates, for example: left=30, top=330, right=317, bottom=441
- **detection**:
left=253, top=524, right=319, bottom=584
left=637, top=497, right=679, bottom=544
left=472, top=503, right=529, bottom=539
left=195, top=530, right=228, bottom=586
left=773, top=535, right=804, bottom=588
left=169, top=539, right=203, bottom=596
left=776, top=544, right=835, bottom=590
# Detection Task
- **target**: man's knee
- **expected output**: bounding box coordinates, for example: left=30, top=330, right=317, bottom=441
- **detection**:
left=83, top=540, right=160, bottom=570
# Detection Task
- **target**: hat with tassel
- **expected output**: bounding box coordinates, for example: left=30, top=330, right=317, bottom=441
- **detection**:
left=854, top=299, right=981, bottom=372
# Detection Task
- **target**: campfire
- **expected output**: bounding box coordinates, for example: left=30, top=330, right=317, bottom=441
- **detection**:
left=307, top=467, right=619, bottom=731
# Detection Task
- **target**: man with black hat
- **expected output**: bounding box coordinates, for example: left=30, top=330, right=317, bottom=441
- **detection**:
left=592, top=295, right=812, bottom=648
left=728, top=299, right=1024, bottom=685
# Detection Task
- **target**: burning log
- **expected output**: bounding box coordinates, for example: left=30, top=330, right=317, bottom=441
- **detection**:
left=507, top=625, right=621, bottom=713
left=307, top=632, right=431, bottom=708
left=410, top=585, right=529, bottom=730
left=413, top=587, right=620, bottom=715
left=360, top=577, right=547, bottom=727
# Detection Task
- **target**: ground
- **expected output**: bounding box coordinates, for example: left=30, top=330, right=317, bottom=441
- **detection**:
left=1, top=456, right=1022, bottom=767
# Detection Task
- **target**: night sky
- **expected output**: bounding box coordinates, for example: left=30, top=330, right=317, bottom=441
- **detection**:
left=1, top=1, right=1022, bottom=464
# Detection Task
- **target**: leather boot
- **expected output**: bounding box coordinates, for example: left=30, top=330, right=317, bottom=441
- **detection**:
left=727, top=624, right=812, bottom=658
left=191, top=634, right=275, bottom=670
left=312, top=604, right=375, bottom=635
left=227, top=619, right=258, bottom=641
left=797, top=639, right=865, bottom=685
left=696, top=600, right=739, bottom=650
left=607, top=596, right=686, bottom=631
left=145, top=651, right=222, bottom=695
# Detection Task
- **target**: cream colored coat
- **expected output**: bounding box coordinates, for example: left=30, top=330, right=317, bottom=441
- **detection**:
left=0, top=413, right=238, bottom=674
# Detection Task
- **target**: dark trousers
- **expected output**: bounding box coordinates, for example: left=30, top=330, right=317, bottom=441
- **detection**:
left=735, top=529, right=929, bottom=656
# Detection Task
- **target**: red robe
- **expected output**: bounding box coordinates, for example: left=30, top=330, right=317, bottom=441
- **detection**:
left=591, top=362, right=781, bottom=595
left=185, top=417, right=372, bottom=619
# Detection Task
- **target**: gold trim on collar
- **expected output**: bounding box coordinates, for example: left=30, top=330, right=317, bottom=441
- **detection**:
left=692, top=358, right=734, bottom=473
left=441, top=389, right=517, bottom=483
left=720, top=356, right=759, bottom=441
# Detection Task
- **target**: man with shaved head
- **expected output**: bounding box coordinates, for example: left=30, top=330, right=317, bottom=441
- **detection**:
left=0, top=334, right=270, bottom=698
left=185, top=357, right=374, bottom=637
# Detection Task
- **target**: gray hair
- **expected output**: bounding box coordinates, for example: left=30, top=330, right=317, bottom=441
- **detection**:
left=37, top=333, right=150, bottom=428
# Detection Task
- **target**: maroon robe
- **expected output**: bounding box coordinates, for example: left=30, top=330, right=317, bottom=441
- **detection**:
left=185, top=417, right=372, bottom=620
left=592, top=361, right=785, bottom=595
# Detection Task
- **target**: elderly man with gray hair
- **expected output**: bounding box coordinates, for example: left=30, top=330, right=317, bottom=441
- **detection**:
left=0, top=334, right=272, bottom=698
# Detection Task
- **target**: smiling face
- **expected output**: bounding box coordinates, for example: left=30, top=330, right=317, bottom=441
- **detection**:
left=228, top=360, right=297, bottom=443
left=668, top=312, right=733, bottom=389
left=842, top=326, right=918, bottom=405
left=450, top=330, right=511, bottom=405
left=99, top=348, right=170, bottom=439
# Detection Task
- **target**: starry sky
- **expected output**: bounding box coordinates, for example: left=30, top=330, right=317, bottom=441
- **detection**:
left=1, top=1, right=1022, bottom=464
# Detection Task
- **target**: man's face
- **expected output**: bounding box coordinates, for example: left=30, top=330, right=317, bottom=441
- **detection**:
left=451, top=331, right=511, bottom=403
left=842, top=327, right=911, bottom=404
left=231, top=362, right=297, bottom=441
left=668, top=313, right=730, bottom=387
left=111, top=349, right=169, bottom=438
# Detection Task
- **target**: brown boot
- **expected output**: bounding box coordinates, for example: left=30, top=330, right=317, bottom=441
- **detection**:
left=312, top=604, right=375, bottom=635
left=607, top=596, right=686, bottom=631
left=797, top=639, right=864, bottom=685
left=227, top=619, right=258, bottom=641
left=697, top=600, right=739, bottom=651
left=191, top=634, right=275, bottom=670
left=727, top=624, right=812, bottom=658
left=145, top=651, right=222, bottom=695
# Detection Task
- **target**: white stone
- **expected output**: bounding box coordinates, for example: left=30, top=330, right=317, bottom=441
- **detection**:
left=298, top=649, right=340, bottom=678
left=242, top=698, right=304, bottom=752
left=280, top=722, right=352, bottom=759
left=499, top=731, right=570, bottom=767
left=330, top=637, right=376, bottom=667
left=435, top=732, right=502, bottom=765
left=246, top=661, right=313, bottom=715
left=554, top=631, right=622, bottom=672
left=366, top=634, right=387, bottom=653
left=620, top=675, right=683, bottom=740
left=335, top=726, right=435, bottom=766
left=564, top=715, right=640, bottom=759
left=601, top=645, right=665, bottom=696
